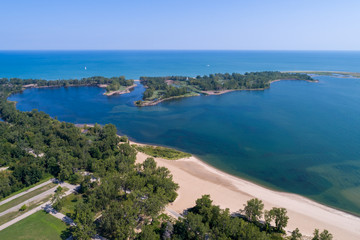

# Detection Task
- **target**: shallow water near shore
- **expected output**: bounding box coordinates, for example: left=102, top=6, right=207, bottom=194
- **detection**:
left=4, top=50, right=360, bottom=215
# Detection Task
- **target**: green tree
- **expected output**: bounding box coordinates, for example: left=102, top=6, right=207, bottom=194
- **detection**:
left=312, top=229, right=333, bottom=240
left=72, top=202, right=96, bottom=240
left=242, top=198, right=264, bottom=222
left=269, top=207, right=289, bottom=232
left=100, top=200, right=140, bottom=240
left=290, top=228, right=302, bottom=240
left=137, top=225, right=160, bottom=240
left=19, top=204, right=27, bottom=211
left=52, top=186, right=65, bottom=211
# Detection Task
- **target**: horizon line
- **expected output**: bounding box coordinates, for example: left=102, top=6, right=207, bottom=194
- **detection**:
left=1, top=49, right=360, bottom=52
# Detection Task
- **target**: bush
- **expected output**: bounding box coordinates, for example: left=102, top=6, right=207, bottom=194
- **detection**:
left=134, top=145, right=191, bottom=160
left=19, top=204, right=27, bottom=211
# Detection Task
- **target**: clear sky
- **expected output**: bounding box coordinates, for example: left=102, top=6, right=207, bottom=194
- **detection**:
left=1, top=0, right=360, bottom=50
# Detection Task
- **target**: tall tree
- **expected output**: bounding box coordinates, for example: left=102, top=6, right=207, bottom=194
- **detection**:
left=242, top=198, right=264, bottom=222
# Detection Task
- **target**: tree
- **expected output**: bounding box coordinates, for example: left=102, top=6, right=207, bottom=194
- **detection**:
left=290, top=228, right=302, bottom=240
left=72, top=203, right=96, bottom=240
left=52, top=186, right=65, bottom=211
left=137, top=225, right=160, bottom=240
left=161, top=221, right=173, bottom=240
left=269, top=207, right=289, bottom=232
left=242, top=198, right=264, bottom=222
left=312, top=229, right=333, bottom=240
left=174, top=212, right=209, bottom=240
left=264, top=210, right=272, bottom=230
left=100, top=200, right=140, bottom=240
left=19, top=204, right=27, bottom=211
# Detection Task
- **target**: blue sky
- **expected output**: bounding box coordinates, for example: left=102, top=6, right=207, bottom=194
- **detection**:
left=1, top=0, right=359, bottom=50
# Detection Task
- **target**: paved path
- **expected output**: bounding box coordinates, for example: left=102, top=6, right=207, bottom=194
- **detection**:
left=165, top=207, right=182, bottom=219
left=0, top=183, right=78, bottom=231
left=0, top=182, right=74, bottom=217
left=0, top=179, right=54, bottom=206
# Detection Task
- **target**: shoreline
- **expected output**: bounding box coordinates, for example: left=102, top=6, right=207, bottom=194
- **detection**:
left=134, top=93, right=200, bottom=106
left=21, top=83, right=138, bottom=97
left=102, top=83, right=137, bottom=96
left=129, top=139, right=360, bottom=239
left=283, top=71, right=360, bottom=78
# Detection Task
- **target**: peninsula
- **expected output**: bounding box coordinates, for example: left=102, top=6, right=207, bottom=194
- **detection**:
left=135, top=71, right=316, bottom=106
left=284, top=71, right=360, bottom=78
left=7, top=76, right=135, bottom=96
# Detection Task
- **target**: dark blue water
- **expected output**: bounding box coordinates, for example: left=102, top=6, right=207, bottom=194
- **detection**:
left=4, top=51, right=360, bottom=215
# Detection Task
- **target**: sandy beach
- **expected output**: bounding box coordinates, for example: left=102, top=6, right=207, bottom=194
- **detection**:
left=134, top=143, right=360, bottom=239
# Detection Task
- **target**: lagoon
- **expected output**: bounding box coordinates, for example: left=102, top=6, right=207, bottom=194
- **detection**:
left=4, top=50, right=360, bottom=215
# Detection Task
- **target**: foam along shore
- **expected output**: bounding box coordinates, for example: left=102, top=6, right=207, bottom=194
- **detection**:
left=132, top=141, right=360, bottom=240
left=101, top=84, right=137, bottom=96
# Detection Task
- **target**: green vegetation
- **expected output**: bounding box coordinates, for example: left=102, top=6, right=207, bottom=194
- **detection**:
left=138, top=71, right=314, bottom=105
left=285, top=71, right=360, bottom=78
left=0, top=76, right=332, bottom=239
left=0, top=210, right=70, bottom=240
left=142, top=195, right=285, bottom=239
left=312, top=229, right=333, bottom=240
left=134, top=145, right=192, bottom=160
left=1, top=76, right=131, bottom=89
left=59, top=193, right=83, bottom=218
left=104, top=76, right=134, bottom=93
left=0, top=182, right=56, bottom=213
left=0, top=194, right=52, bottom=226
left=19, top=204, right=27, bottom=211
left=0, top=175, right=52, bottom=201
left=51, top=186, right=65, bottom=211
left=242, top=198, right=264, bottom=222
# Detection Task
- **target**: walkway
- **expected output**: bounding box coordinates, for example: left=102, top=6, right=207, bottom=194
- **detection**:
left=0, top=182, right=78, bottom=231
left=0, top=179, right=54, bottom=206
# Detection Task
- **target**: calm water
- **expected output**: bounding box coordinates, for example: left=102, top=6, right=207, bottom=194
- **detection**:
left=4, top=51, right=360, bottom=215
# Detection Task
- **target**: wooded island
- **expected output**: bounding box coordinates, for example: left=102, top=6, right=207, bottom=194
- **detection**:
left=135, top=71, right=315, bottom=106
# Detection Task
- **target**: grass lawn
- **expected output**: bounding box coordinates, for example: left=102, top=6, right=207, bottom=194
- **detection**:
left=134, top=145, right=192, bottom=160
left=0, top=182, right=57, bottom=213
left=0, top=211, right=70, bottom=240
left=60, top=193, right=83, bottom=218
left=0, top=195, right=52, bottom=226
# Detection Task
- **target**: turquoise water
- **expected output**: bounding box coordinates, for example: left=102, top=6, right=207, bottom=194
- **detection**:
left=1, top=50, right=360, bottom=79
left=4, top=51, right=360, bottom=215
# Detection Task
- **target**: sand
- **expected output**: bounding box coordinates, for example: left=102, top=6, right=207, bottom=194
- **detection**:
left=135, top=149, right=360, bottom=239
left=103, top=84, right=137, bottom=96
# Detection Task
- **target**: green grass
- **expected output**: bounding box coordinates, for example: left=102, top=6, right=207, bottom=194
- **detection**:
left=0, top=210, right=70, bottom=240
left=134, top=145, right=192, bottom=160
left=0, top=195, right=52, bottom=226
left=60, top=193, right=83, bottom=218
left=0, top=175, right=52, bottom=202
left=0, top=182, right=56, bottom=213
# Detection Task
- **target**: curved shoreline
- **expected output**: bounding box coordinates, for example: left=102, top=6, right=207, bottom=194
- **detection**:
left=132, top=139, right=360, bottom=239
left=102, top=84, right=137, bottom=96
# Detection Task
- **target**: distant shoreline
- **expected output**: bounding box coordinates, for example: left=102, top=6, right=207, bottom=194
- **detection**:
left=283, top=70, right=360, bottom=78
